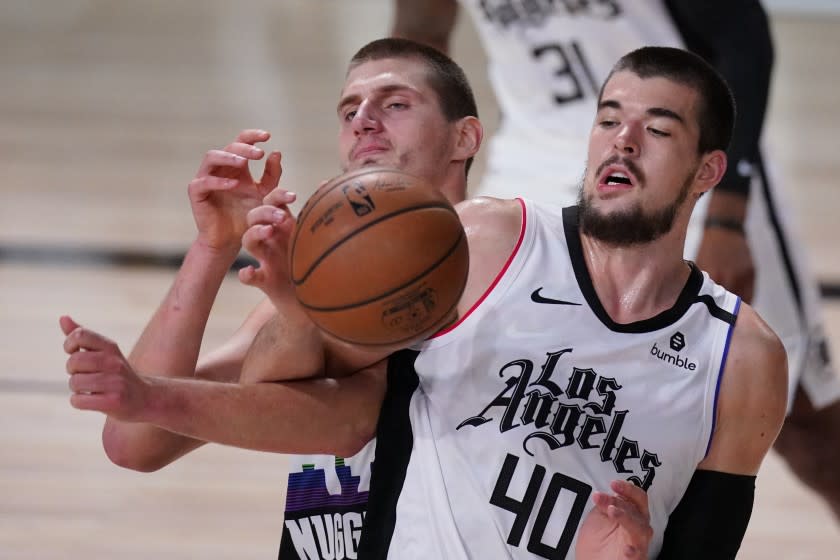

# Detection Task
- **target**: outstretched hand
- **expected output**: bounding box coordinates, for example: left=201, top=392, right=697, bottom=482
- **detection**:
left=576, top=480, right=653, bottom=560
left=60, top=316, right=150, bottom=422
left=188, top=129, right=282, bottom=253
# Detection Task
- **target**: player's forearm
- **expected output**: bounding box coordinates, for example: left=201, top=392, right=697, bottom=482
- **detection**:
left=104, top=241, right=241, bottom=471
left=129, top=240, right=239, bottom=375
left=138, top=371, right=385, bottom=457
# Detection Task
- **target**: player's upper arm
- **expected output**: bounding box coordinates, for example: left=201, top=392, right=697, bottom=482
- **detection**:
left=391, top=0, right=458, bottom=54
left=698, top=303, right=788, bottom=475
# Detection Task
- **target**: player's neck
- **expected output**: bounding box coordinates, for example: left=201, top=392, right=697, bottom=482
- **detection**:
left=579, top=228, right=692, bottom=324
left=440, top=179, right=468, bottom=205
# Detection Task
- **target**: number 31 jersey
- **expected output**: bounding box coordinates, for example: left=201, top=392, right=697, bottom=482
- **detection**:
left=361, top=201, right=740, bottom=559
left=458, top=0, right=684, bottom=196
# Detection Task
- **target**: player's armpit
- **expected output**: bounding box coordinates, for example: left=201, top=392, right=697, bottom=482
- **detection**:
left=698, top=303, right=788, bottom=475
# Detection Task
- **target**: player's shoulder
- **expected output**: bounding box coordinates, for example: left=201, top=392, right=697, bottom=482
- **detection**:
left=728, top=302, right=788, bottom=386
left=456, top=196, right=523, bottom=238
left=456, top=195, right=521, bottom=219
left=456, top=196, right=523, bottom=249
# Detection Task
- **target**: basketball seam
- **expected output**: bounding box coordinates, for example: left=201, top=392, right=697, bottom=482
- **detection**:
left=299, top=228, right=466, bottom=312
left=292, top=202, right=459, bottom=286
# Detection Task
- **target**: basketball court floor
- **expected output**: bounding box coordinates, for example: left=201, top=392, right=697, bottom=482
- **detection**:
left=1, top=1, right=839, bottom=558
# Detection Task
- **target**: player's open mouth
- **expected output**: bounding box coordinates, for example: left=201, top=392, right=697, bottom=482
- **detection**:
left=605, top=173, right=631, bottom=185
left=597, top=165, right=637, bottom=191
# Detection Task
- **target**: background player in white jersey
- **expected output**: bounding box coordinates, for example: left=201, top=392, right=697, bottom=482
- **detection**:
left=62, top=41, right=788, bottom=558
left=391, top=0, right=840, bottom=521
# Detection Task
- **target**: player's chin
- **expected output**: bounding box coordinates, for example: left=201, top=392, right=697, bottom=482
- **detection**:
left=596, top=183, right=635, bottom=199
left=593, top=191, right=639, bottom=212
left=348, top=155, right=393, bottom=171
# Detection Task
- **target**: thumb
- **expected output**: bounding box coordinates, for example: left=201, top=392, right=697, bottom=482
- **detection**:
left=59, top=315, right=81, bottom=336
left=238, top=265, right=262, bottom=287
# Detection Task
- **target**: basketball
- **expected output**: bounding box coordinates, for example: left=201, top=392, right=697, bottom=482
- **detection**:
left=289, top=167, right=469, bottom=346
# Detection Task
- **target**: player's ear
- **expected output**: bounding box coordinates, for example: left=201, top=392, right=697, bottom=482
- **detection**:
left=452, top=116, right=483, bottom=163
left=694, top=149, right=727, bottom=196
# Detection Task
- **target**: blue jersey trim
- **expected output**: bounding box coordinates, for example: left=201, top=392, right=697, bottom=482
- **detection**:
left=705, top=297, right=742, bottom=458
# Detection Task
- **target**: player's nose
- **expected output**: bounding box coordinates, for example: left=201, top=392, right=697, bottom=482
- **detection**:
left=352, top=100, right=382, bottom=135
left=614, top=123, right=640, bottom=157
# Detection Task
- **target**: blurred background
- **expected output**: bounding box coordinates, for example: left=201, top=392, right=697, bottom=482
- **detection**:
left=1, top=1, right=839, bottom=558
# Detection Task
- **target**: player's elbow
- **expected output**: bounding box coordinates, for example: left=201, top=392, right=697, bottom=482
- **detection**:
left=101, top=425, right=174, bottom=473
left=102, top=438, right=166, bottom=472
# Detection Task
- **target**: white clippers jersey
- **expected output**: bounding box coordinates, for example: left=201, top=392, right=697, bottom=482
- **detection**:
left=363, top=201, right=740, bottom=559
left=458, top=0, right=684, bottom=197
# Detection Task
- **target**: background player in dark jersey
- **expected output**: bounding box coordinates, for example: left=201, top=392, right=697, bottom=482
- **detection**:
left=391, top=0, right=840, bottom=521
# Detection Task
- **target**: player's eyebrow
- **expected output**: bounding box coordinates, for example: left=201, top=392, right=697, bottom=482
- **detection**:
left=337, top=84, right=418, bottom=114
left=598, top=99, right=685, bottom=124
left=646, top=106, right=685, bottom=124
left=598, top=99, right=622, bottom=112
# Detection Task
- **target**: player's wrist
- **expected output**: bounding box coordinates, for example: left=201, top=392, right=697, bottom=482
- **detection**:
left=192, top=236, right=242, bottom=261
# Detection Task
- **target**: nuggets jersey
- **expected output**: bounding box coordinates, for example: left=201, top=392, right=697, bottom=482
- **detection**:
left=458, top=0, right=684, bottom=198
left=359, top=201, right=740, bottom=559
left=278, top=444, right=374, bottom=559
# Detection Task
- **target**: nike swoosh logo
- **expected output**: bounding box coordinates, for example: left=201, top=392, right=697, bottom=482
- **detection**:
left=530, top=288, right=582, bottom=306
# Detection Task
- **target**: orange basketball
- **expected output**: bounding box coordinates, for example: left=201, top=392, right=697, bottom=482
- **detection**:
left=290, top=167, right=469, bottom=346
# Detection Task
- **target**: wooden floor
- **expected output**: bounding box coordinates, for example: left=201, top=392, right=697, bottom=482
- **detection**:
left=1, top=2, right=839, bottom=558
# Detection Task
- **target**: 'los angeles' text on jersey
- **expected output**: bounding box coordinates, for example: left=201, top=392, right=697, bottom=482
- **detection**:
left=457, top=349, right=661, bottom=491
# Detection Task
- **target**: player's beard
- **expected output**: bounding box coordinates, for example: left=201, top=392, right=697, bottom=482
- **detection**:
left=577, top=166, right=695, bottom=247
